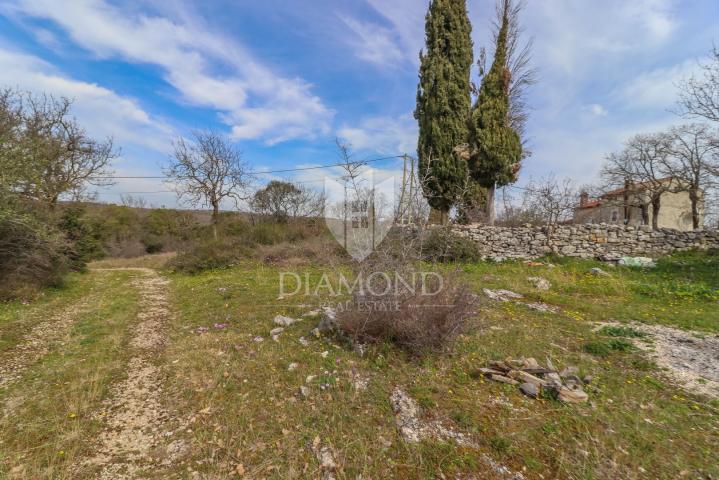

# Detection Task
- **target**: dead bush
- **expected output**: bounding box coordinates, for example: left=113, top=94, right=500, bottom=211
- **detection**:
left=336, top=272, right=478, bottom=356
left=258, top=237, right=347, bottom=266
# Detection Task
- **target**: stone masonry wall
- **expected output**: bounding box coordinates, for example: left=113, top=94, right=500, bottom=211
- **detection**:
left=451, top=223, right=719, bottom=261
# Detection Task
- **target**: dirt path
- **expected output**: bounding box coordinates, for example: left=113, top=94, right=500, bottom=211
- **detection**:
left=0, top=292, right=95, bottom=390
left=85, top=268, right=184, bottom=479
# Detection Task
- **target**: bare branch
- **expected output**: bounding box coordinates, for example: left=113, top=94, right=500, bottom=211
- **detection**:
left=675, top=47, right=719, bottom=123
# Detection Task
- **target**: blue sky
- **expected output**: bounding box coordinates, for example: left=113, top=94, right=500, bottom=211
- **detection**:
left=1, top=0, right=718, bottom=207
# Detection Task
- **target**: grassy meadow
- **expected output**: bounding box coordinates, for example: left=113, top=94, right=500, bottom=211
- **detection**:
left=0, top=250, right=717, bottom=479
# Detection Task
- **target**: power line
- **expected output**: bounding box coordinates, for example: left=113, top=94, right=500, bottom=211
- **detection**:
left=88, top=154, right=407, bottom=180
left=94, top=191, right=174, bottom=195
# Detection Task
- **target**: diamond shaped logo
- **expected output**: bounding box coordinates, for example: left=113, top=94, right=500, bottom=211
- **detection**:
left=324, top=171, right=395, bottom=261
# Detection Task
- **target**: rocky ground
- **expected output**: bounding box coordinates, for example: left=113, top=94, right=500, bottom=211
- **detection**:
left=597, top=321, right=719, bottom=399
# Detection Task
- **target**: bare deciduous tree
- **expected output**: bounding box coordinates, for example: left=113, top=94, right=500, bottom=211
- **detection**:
left=676, top=47, right=719, bottom=124
left=601, top=133, right=674, bottom=229
left=525, top=175, right=578, bottom=227
left=120, top=194, right=148, bottom=209
left=166, top=130, right=252, bottom=239
left=1, top=90, right=117, bottom=208
left=495, top=176, right=577, bottom=227
left=665, top=123, right=719, bottom=229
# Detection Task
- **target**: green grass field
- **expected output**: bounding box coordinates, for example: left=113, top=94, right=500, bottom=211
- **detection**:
left=0, top=250, right=717, bottom=479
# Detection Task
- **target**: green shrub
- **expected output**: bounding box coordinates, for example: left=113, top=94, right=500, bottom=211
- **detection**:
left=583, top=339, right=635, bottom=357
left=0, top=209, right=70, bottom=299
left=58, top=207, right=105, bottom=268
left=489, top=435, right=512, bottom=454
left=141, top=235, right=164, bottom=254
left=421, top=228, right=481, bottom=263
left=168, top=238, right=252, bottom=273
left=598, top=325, right=646, bottom=338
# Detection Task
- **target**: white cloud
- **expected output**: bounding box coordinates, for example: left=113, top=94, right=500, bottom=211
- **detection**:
left=30, top=27, right=61, bottom=50
left=0, top=46, right=172, bottom=151
left=526, top=0, right=678, bottom=76
left=615, top=59, right=698, bottom=111
left=5, top=0, right=334, bottom=144
left=339, top=14, right=405, bottom=67
left=585, top=104, right=608, bottom=117
left=364, top=0, right=427, bottom=62
left=338, top=114, right=418, bottom=155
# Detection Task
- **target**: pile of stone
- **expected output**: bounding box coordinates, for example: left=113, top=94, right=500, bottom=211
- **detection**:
left=479, top=357, right=589, bottom=403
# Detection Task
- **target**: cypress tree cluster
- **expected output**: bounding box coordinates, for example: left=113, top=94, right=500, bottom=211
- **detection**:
left=414, top=0, right=473, bottom=224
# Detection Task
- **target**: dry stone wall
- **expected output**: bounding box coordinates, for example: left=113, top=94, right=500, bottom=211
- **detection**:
left=451, top=223, right=719, bottom=261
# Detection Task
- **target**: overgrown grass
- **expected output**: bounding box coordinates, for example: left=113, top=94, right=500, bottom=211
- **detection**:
left=0, top=270, right=141, bottom=479
left=153, top=252, right=718, bottom=479
left=459, top=250, right=719, bottom=332
left=2, top=250, right=717, bottom=479
left=0, top=273, right=90, bottom=351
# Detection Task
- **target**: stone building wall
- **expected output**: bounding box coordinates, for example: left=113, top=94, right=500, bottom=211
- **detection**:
left=573, top=190, right=701, bottom=231
left=451, top=223, right=719, bottom=261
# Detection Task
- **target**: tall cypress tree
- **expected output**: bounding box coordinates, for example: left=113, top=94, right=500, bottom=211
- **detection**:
left=467, top=0, right=522, bottom=224
left=414, top=0, right=473, bottom=224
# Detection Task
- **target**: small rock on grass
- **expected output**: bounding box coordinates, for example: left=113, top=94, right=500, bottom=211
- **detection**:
left=527, top=276, right=551, bottom=291
left=270, top=327, right=284, bottom=336
left=558, top=386, right=589, bottom=403
left=288, top=363, right=299, bottom=371
left=274, top=315, right=300, bottom=327
left=490, top=374, right=519, bottom=385
left=519, top=382, right=539, bottom=398
left=253, top=336, right=264, bottom=343
left=524, top=302, right=559, bottom=313
left=483, top=288, right=524, bottom=302
left=589, top=267, right=610, bottom=277
left=298, top=386, right=310, bottom=398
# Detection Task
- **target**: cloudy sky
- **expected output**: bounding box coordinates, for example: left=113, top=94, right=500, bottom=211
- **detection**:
left=1, top=0, right=717, bottom=207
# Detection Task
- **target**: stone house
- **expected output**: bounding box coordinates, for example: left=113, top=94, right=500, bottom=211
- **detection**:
left=573, top=178, right=702, bottom=231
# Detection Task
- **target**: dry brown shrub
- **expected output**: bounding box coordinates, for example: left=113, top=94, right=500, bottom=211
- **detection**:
left=336, top=272, right=478, bottom=356
left=258, top=237, right=347, bottom=267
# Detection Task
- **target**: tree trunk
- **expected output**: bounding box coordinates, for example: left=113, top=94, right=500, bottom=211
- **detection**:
left=211, top=202, right=220, bottom=240
left=690, top=190, right=700, bottom=230
left=651, top=197, right=660, bottom=230
left=428, top=207, right=449, bottom=225
left=48, top=194, right=59, bottom=211
left=486, top=184, right=496, bottom=226
left=641, top=204, right=649, bottom=226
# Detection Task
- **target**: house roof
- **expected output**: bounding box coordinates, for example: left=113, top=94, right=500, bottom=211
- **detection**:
left=577, top=177, right=677, bottom=210
left=578, top=199, right=601, bottom=209
left=601, top=177, right=674, bottom=198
